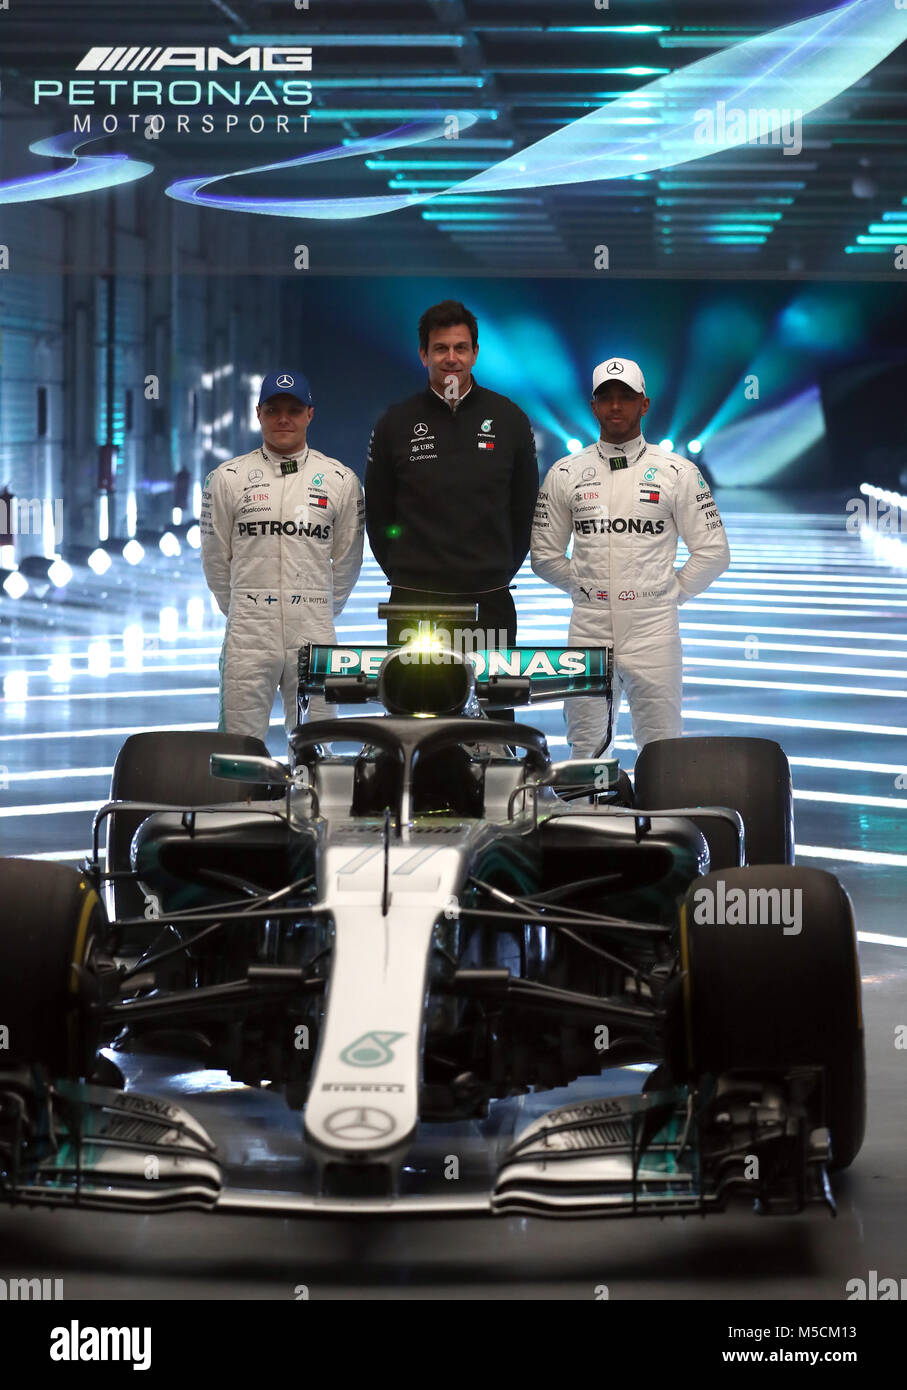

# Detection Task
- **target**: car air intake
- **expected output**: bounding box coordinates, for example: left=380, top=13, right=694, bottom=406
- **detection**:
left=377, top=648, right=475, bottom=716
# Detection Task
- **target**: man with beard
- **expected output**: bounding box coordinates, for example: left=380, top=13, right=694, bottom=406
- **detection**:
left=365, top=300, right=539, bottom=660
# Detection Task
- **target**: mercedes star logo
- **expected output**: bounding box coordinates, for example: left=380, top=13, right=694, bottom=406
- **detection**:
left=276, top=374, right=295, bottom=388
left=413, top=422, right=428, bottom=436
left=324, top=1107, right=397, bottom=1140
left=607, top=361, right=624, bottom=375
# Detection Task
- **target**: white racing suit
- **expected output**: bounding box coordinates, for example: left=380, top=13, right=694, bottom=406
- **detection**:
left=201, top=442, right=364, bottom=742
left=530, top=434, right=730, bottom=757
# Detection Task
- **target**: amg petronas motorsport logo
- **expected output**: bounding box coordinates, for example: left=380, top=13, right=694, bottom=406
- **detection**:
left=340, top=1031, right=404, bottom=1067
left=75, top=47, right=312, bottom=72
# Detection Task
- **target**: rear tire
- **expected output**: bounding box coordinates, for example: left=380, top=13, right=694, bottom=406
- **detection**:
left=677, top=865, right=865, bottom=1170
left=0, top=859, right=105, bottom=1076
left=634, top=736, right=793, bottom=869
left=106, top=731, right=277, bottom=924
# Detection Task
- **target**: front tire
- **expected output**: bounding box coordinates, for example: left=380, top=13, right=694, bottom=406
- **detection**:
left=0, top=859, right=105, bottom=1076
left=677, top=865, right=865, bottom=1169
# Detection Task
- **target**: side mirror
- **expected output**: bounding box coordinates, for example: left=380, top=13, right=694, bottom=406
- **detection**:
left=209, top=753, right=290, bottom=787
left=543, top=758, right=619, bottom=794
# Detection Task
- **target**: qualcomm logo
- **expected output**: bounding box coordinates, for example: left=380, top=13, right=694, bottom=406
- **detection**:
left=75, top=47, right=312, bottom=73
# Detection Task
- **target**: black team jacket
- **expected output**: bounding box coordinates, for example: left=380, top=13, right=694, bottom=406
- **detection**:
left=365, top=381, right=539, bottom=593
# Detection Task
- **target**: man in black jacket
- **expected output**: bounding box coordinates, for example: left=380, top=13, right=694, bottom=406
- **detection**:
left=365, top=300, right=539, bottom=650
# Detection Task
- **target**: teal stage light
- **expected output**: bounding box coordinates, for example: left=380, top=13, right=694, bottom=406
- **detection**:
left=688, top=439, right=704, bottom=455
left=668, top=297, right=764, bottom=448
left=365, top=160, right=492, bottom=171
left=230, top=33, right=465, bottom=47
left=704, top=385, right=825, bottom=486
left=323, top=109, right=498, bottom=121
left=161, top=2, right=905, bottom=223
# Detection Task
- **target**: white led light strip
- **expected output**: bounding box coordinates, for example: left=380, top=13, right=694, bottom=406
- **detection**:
left=686, top=675, right=906, bottom=699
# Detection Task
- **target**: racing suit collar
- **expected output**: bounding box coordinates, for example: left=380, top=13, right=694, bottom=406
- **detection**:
left=595, top=432, right=647, bottom=467
left=259, top=442, right=310, bottom=472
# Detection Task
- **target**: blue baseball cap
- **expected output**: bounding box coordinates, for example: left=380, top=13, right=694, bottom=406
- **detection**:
left=258, top=371, right=313, bottom=406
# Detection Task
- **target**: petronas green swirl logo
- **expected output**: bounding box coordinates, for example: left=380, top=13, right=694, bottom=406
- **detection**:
left=340, top=1031, right=405, bottom=1067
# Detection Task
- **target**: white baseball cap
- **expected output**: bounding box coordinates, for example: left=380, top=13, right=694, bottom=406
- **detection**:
left=592, top=357, right=646, bottom=396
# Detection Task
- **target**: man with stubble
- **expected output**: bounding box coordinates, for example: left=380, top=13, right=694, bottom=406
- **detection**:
left=365, top=299, right=539, bottom=657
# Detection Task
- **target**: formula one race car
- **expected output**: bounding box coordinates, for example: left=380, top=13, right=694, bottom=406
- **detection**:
left=0, top=607, right=865, bottom=1219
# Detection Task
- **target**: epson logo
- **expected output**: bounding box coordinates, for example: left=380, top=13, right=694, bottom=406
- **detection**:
left=75, top=46, right=312, bottom=73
